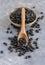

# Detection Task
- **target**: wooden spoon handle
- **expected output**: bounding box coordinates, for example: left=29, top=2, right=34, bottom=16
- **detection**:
left=21, top=7, right=25, bottom=31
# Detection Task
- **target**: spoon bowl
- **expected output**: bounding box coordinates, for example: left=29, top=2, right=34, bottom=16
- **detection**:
left=18, top=31, right=28, bottom=46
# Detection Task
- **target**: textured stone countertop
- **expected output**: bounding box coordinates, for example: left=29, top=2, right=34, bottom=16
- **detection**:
left=0, top=0, right=45, bottom=65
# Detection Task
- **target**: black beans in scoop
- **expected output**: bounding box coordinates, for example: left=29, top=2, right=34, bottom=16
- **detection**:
left=19, top=38, right=26, bottom=46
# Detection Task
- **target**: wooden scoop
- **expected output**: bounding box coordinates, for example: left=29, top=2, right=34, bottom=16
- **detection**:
left=18, top=7, right=28, bottom=46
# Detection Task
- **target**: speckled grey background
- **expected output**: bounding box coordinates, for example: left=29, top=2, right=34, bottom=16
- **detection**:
left=0, top=0, right=45, bottom=65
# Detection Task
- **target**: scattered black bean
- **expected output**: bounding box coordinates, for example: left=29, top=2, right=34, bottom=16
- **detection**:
left=7, top=27, right=10, bottom=30
left=28, top=55, right=31, bottom=58
left=8, top=37, right=12, bottom=40
left=3, top=42, right=7, bottom=46
left=0, top=50, right=3, bottom=54
left=32, top=6, right=35, bottom=8
left=6, top=31, right=9, bottom=33
left=36, top=46, right=39, bottom=49
left=35, top=38, right=39, bottom=41
left=40, top=12, right=43, bottom=14
left=10, top=31, right=13, bottom=33
left=40, top=16, right=44, bottom=19
left=8, top=46, right=12, bottom=50
left=39, top=28, right=41, bottom=31
left=25, top=55, right=31, bottom=59
left=33, top=41, right=37, bottom=44
left=10, top=49, right=13, bottom=52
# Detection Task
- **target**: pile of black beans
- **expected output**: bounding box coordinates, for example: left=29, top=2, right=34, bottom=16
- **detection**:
left=8, top=35, right=39, bottom=56
left=0, top=7, right=44, bottom=59
left=10, top=8, right=36, bottom=24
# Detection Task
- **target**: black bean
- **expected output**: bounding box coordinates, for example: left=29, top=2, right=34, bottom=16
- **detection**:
left=3, top=42, right=7, bottom=46
left=0, top=50, right=3, bottom=54
left=33, top=41, right=37, bottom=44
left=35, top=38, right=39, bottom=41
left=6, top=31, right=9, bottom=33
left=25, top=56, right=28, bottom=59
left=10, top=31, right=13, bottom=33
left=36, top=46, right=39, bottom=49
left=32, top=6, right=35, bottom=8
left=40, top=12, right=43, bottom=14
left=10, top=49, right=13, bottom=52
left=18, top=53, right=21, bottom=56
left=35, top=30, right=39, bottom=33
left=7, top=27, right=10, bottom=30
left=39, top=28, right=41, bottom=31
left=40, top=16, right=44, bottom=19
left=8, top=37, right=12, bottom=40
left=28, top=55, right=31, bottom=58
left=8, top=46, right=12, bottom=50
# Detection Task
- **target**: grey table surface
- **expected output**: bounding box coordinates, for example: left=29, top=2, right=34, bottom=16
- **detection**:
left=0, top=0, right=45, bottom=65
